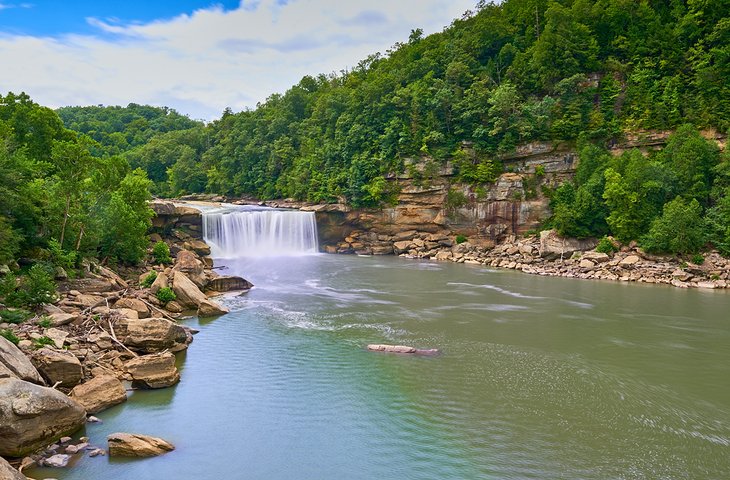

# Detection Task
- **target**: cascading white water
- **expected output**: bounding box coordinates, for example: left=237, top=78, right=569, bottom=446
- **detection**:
left=202, top=205, right=319, bottom=258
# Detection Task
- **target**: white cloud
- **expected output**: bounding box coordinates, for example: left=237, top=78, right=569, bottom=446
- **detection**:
left=0, top=0, right=475, bottom=120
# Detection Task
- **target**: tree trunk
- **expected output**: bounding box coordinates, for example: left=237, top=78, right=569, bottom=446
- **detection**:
left=59, top=194, right=71, bottom=247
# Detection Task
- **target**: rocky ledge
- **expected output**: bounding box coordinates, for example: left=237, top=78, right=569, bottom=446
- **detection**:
left=332, top=228, right=730, bottom=290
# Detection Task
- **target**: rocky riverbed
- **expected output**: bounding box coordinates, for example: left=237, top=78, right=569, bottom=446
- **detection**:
left=0, top=201, right=252, bottom=477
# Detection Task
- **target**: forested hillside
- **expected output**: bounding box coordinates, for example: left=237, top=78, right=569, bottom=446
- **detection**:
left=12, top=0, right=729, bottom=259
left=0, top=93, right=155, bottom=267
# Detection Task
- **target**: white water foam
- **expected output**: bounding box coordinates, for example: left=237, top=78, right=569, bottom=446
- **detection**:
left=203, top=205, right=318, bottom=257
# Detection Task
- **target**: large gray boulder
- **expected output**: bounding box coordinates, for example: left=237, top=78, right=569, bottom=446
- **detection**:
left=0, top=336, right=44, bottom=384
left=31, top=348, right=83, bottom=388
left=0, top=456, right=25, bottom=479
left=69, top=374, right=127, bottom=414
left=539, top=229, right=598, bottom=260
left=0, top=378, right=86, bottom=457
left=115, top=317, right=188, bottom=353
left=107, top=432, right=175, bottom=457
left=124, top=352, right=180, bottom=389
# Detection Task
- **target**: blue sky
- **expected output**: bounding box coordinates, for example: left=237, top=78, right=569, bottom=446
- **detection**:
left=0, top=1, right=476, bottom=119
left=0, top=1, right=241, bottom=35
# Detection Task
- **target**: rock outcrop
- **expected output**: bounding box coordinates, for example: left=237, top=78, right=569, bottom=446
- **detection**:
left=69, top=374, right=127, bottom=414
left=31, top=348, right=83, bottom=388
left=107, top=433, right=175, bottom=457
left=0, top=378, right=86, bottom=457
left=0, top=336, right=44, bottom=384
left=171, top=271, right=207, bottom=308
left=124, top=352, right=180, bottom=389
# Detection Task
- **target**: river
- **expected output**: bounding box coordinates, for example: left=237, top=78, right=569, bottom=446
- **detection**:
left=29, top=253, right=730, bottom=479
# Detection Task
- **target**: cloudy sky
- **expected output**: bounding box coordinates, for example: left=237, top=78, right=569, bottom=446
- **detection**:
left=0, top=0, right=476, bottom=120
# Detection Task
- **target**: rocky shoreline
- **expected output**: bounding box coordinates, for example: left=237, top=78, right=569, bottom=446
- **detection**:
left=0, top=201, right=252, bottom=477
left=329, top=228, right=730, bottom=290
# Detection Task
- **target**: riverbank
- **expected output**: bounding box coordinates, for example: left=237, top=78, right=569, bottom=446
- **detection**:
left=330, top=228, right=730, bottom=290
left=0, top=201, right=252, bottom=477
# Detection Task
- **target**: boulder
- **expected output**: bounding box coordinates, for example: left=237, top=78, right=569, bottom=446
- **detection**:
left=582, top=251, right=610, bottom=263
left=44, top=328, right=69, bottom=349
left=197, top=299, right=229, bottom=318
left=31, top=348, right=83, bottom=388
left=107, top=432, right=175, bottom=457
left=0, top=456, right=25, bottom=480
left=150, top=271, right=168, bottom=294
left=171, top=271, right=206, bottom=308
left=0, top=336, right=44, bottom=384
left=539, top=230, right=597, bottom=259
left=205, top=276, right=253, bottom=293
left=43, top=453, right=70, bottom=467
left=173, top=250, right=206, bottom=288
left=164, top=301, right=184, bottom=314
left=75, top=294, right=105, bottom=308
left=149, top=200, right=176, bottom=216
left=619, top=255, right=641, bottom=267
left=393, top=240, right=412, bottom=254
left=124, top=352, right=180, bottom=389
left=0, top=378, right=86, bottom=457
left=47, top=312, right=78, bottom=327
left=60, top=278, right=116, bottom=293
left=183, top=239, right=211, bottom=256
left=578, top=259, right=595, bottom=269
left=113, top=298, right=150, bottom=319
left=116, top=317, right=188, bottom=353
left=69, top=375, right=127, bottom=414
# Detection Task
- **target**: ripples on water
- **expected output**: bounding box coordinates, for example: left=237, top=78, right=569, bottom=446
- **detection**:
left=29, top=255, right=730, bottom=480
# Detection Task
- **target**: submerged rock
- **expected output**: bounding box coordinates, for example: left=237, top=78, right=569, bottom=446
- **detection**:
left=107, top=432, right=175, bottom=457
left=0, top=378, right=86, bottom=457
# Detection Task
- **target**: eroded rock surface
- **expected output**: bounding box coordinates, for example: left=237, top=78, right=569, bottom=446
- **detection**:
left=107, top=432, right=175, bottom=457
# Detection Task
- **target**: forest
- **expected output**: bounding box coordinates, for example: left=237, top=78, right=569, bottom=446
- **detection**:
left=1, top=0, right=729, bottom=274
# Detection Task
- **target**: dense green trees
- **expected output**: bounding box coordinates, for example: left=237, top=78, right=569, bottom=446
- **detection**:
left=549, top=126, right=725, bottom=254
left=0, top=92, right=155, bottom=269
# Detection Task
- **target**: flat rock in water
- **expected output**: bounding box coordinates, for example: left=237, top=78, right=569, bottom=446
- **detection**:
left=107, top=432, right=175, bottom=457
left=43, top=453, right=70, bottom=467
left=367, top=344, right=440, bottom=355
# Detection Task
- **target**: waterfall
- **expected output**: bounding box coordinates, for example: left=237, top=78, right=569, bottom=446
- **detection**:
left=202, top=205, right=319, bottom=258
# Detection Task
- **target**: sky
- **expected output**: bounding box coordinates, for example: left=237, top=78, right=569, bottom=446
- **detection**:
left=0, top=0, right=476, bottom=120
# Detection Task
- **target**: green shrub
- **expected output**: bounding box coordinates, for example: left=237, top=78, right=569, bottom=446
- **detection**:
left=156, top=287, right=176, bottom=304
left=0, top=329, right=19, bottom=345
left=48, top=238, right=77, bottom=270
left=535, top=164, right=546, bottom=177
left=32, top=336, right=55, bottom=349
left=595, top=236, right=619, bottom=254
left=641, top=197, right=706, bottom=255
left=446, top=188, right=468, bottom=209
left=0, top=309, right=31, bottom=324
left=153, top=241, right=172, bottom=265
left=141, top=271, right=158, bottom=288
left=5, top=264, right=58, bottom=308
left=37, top=316, right=53, bottom=328
left=691, top=253, right=705, bottom=265
left=456, top=234, right=468, bottom=244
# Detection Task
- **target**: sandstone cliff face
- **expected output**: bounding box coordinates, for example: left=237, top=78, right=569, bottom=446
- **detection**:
left=316, top=140, right=577, bottom=250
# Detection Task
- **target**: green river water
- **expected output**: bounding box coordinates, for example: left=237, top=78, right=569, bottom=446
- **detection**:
left=29, top=254, right=730, bottom=479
